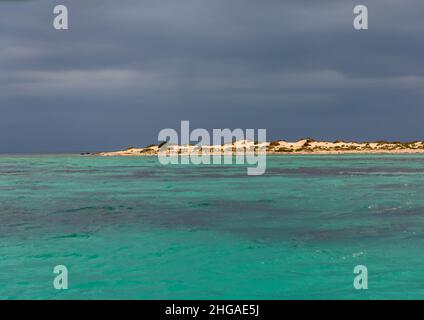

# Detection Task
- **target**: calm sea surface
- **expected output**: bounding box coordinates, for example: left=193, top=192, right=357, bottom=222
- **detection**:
left=1, top=154, right=424, bottom=299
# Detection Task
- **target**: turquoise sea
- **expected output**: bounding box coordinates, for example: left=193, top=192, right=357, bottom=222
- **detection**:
left=1, top=154, right=424, bottom=299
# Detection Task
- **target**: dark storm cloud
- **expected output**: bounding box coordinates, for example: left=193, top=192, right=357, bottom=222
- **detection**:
left=0, top=0, right=423, bottom=152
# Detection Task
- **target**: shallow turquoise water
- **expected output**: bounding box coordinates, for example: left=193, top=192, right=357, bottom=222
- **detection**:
left=1, top=154, right=424, bottom=299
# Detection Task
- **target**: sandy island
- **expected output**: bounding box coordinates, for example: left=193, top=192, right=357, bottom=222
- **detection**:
left=91, top=139, right=424, bottom=156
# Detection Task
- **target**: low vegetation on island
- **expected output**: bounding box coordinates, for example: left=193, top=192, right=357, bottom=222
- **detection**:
left=91, top=139, right=424, bottom=156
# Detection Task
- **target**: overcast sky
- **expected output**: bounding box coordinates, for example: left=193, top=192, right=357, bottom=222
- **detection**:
left=1, top=0, right=423, bottom=152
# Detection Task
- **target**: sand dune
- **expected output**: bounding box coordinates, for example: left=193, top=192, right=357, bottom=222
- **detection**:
left=94, top=139, right=424, bottom=156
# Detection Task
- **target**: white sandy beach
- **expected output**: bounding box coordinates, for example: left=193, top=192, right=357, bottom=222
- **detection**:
left=95, top=139, right=424, bottom=156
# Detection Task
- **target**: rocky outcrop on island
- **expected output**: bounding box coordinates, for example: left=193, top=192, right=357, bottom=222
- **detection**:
left=95, top=139, right=424, bottom=156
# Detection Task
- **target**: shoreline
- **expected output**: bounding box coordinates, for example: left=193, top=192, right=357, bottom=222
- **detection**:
left=92, top=139, right=424, bottom=156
